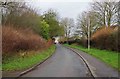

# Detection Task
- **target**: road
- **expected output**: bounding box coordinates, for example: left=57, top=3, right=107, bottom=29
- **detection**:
left=22, top=44, right=92, bottom=77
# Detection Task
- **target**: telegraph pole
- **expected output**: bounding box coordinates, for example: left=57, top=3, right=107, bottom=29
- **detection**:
left=87, top=14, right=90, bottom=50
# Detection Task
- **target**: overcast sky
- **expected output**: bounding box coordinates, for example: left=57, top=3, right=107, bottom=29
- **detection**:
left=27, top=0, right=93, bottom=21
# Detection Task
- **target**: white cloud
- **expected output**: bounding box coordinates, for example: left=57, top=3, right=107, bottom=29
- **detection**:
left=27, top=2, right=91, bottom=21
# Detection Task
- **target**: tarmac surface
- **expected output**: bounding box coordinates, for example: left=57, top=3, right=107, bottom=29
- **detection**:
left=22, top=44, right=92, bottom=77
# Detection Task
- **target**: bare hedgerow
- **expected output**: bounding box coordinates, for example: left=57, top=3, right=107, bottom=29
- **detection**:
left=2, top=26, right=48, bottom=54
left=91, top=26, right=119, bottom=51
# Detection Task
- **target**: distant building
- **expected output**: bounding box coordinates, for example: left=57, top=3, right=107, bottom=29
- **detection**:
left=53, top=36, right=60, bottom=44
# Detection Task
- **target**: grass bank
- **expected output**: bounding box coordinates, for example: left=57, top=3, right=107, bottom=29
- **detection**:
left=3, top=45, right=56, bottom=71
left=64, top=44, right=119, bottom=71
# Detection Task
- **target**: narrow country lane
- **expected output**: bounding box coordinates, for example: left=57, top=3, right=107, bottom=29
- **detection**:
left=22, top=44, right=92, bottom=77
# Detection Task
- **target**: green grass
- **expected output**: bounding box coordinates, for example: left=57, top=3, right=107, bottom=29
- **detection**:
left=64, top=44, right=119, bottom=71
left=3, top=45, right=55, bottom=71
left=0, top=64, right=1, bottom=71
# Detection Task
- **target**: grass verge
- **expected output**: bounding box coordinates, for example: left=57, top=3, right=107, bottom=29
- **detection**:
left=64, top=44, right=119, bottom=71
left=2, top=45, right=55, bottom=71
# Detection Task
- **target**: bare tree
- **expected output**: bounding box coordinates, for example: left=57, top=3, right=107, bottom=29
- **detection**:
left=0, top=1, right=28, bottom=26
left=77, top=11, right=100, bottom=39
left=91, top=0, right=118, bottom=26
left=60, top=18, right=74, bottom=42
left=116, top=1, right=120, bottom=25
left=76, top=12, right=88, bottom=38
left=61, top=18, right=74, bottom=38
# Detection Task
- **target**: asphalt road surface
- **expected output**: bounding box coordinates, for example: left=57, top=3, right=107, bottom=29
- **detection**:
left=22, top=44, right=92, bottom=77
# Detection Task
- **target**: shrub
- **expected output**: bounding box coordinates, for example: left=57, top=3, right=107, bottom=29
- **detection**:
left=46, top=39, right=54, bottom=47
left=72, top=38, right=87, bottom=47
left=91, top=26, right=119, bottom=52
left=2, top=26, right=47, bottom=54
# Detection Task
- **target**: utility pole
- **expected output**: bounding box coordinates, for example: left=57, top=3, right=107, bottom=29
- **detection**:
left=87, top=14, right=90, bottom=50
